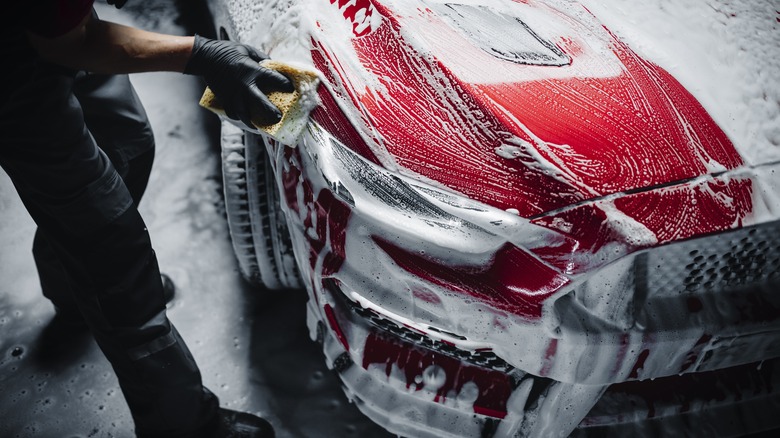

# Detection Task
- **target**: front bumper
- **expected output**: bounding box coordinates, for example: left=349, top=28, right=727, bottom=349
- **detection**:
left=274, top=124, right=780, bottom=436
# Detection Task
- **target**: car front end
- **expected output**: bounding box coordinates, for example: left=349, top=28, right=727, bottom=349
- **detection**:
left=207, top=0, right=780, bottom=436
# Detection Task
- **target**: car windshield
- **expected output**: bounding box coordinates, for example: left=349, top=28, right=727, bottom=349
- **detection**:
left=431, top=2, right=571, bottom=66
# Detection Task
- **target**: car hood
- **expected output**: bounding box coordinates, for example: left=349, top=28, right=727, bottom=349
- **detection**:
left=304, top=0, right=752, bottom=217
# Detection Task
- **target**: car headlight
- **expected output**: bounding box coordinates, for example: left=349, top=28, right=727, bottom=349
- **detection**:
left=302, top=121, right=571, bottom=269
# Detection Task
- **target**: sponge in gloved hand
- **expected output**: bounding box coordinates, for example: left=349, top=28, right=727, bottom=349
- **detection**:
left=185, top=35, right=294, bottom=129
left=199, top=59, right=321, bottom=144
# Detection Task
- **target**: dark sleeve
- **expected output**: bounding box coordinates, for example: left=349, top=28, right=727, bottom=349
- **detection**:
left=23, top=0, right=95, bottom=38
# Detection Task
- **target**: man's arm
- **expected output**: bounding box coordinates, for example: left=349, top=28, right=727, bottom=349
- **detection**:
left=26, top=12, right=294, bottom=127
left=26, top=13, right=194, bottom=74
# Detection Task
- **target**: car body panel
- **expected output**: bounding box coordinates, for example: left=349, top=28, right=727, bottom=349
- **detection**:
left=207, top=0, right=780, bottom=436
left=313, top=0, right=745, bottom=215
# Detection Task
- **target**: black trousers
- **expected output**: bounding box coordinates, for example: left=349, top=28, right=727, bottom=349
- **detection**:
left=0, top=56, right=218, bottom=436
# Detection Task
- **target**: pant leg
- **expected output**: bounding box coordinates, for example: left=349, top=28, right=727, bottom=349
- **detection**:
left=33, top=72, right=156, bottom=319
left=0, top=57, right=218, bottom=437
left=74, top=71, right=157, bottom=192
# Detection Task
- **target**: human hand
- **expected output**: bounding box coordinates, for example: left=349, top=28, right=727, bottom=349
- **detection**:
left=184, top=36, right=294, bottom=129
left=106, top=0, right=128, bottom=9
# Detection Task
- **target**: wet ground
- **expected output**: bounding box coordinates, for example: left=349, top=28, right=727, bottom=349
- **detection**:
left=0, top=2, right=392, bottom=437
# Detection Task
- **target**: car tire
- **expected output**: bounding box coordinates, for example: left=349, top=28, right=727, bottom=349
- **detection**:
left=220, top=120, right=303, bottom=290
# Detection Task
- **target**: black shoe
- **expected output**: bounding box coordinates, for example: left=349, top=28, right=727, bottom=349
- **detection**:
left=214, top=408, right=275, bottom=438
left=161, top=273, right=176, bottom=303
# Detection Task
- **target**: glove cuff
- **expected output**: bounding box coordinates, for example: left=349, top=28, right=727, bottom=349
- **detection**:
left=183, top=34, right=209, bottom=76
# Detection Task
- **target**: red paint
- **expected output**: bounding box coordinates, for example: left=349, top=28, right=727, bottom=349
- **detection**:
left=474, top=406, right=509, bottom=419
left=313, top=188, right=352, bottom=277
left=374, top=238, right=570, bottom=319
left=557, top=36, right=583, bottom=57
left=280, top=145, right=351, bottom=278
left=611, top=333, right=631, bottom=378
left=629, top=349, right=650, bottom=380
left=281, top=146, right=304, bottom=216
left=531, top=176, right=754, bottom=274
left=362, top=331, right=513, bottom=418
left=679, top=334, right=712, bottom=374
left=475, top=40, right=742, bottom=198
left=324, top=304, right=350, bottom=351
left=539, top=338, right=558, bottom=376
left=310, top=46, right=382, bottom=166
left=328, top=0, right=375, bottom=36
left=313, top=9, right=584, bottom=217
left=613, top=178, right=752, bottom=242
left=411, top=288, right=442, bottom=305
left=311, top=1, right=745, bottom=220
left=531, top=205, right=612, bottom=274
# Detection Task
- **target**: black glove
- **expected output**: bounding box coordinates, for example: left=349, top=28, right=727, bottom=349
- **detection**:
left=106, top=0, right=128, bottom=9
left=184, top=35, right=294, bottom=128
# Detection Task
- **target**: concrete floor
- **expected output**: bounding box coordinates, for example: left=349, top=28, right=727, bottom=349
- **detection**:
left=0, top=2, right=392, bottom=437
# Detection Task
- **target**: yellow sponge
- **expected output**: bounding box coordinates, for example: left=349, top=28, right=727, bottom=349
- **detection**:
left=199, top=60, right=320, bottom=144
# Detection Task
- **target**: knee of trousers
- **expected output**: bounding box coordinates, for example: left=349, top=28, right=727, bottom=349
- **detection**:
left=83, top=208, right=168, bottom=330
left=40, top=204, right=168, bottom=336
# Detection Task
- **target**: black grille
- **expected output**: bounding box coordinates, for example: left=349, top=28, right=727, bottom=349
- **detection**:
left=648, top=220, right=780, bottom=296
left=325, top=278, right=516, bottom=374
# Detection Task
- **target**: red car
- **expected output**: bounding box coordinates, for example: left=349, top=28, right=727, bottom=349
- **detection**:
left=207, top=0, right=780, bottom=436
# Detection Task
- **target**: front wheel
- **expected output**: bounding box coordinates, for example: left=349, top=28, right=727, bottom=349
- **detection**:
left=220, top=121, right=302, bottom=290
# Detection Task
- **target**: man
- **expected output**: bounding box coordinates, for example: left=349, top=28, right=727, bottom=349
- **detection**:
left=0, top=1, right=292, bottom=437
